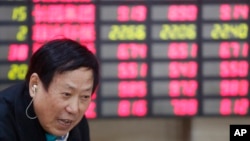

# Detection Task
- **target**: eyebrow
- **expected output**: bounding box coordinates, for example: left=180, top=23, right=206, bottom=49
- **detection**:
left=65, top=83, right=93, bottom=92
left=65, top=83, right=76, bottom=90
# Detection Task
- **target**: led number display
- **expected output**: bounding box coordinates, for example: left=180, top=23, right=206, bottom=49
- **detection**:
left=0, top=0, right=249, bottom=118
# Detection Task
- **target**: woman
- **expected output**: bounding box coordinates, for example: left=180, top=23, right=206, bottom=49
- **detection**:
left=0, top=38, right=99, bottom=141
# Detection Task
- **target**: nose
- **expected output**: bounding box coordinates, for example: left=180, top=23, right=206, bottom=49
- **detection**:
left=66, top=98, right=80, bottom=115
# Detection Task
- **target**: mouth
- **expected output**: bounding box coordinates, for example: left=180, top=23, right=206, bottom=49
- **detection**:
left=58, top=119, right=73, bottom=127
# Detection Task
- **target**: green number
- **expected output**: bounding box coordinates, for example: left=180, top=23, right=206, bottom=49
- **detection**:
left=135, top=25, right=146, bottom=40
left=159, top=24, right=170, bottom=40
left=8, top=64, right=28, bottom=80
left=108, top=25, right=146, bottom=40
left=16, top=25, right=28, bottom=41
left=220, top=24, right=230, bottom=39
left=109, top=25, right=119, bottom=40
left=211, top=24, right=221, bottom=39
left=187, top=24, right=196, bottom=39
left=12, top=6, right=27, bottom=21
left=124, top=25, right=135, bottom=40
left=160, top=24, right=196, bottom=40
left=211, top=23, right=248, bottom=39
left=237, top=23, right=248, bottom=39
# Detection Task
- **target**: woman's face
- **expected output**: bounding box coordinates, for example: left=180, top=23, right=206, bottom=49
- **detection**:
left=29, top=67, right=94, bottom=136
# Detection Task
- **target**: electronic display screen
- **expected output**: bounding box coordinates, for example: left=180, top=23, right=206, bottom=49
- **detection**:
left=0, top=0, right=249, bottom=118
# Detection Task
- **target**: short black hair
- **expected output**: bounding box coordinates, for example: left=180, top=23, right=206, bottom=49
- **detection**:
left=25, top=38, right=99, bottom=94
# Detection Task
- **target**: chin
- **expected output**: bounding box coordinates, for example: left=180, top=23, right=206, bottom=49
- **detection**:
left=52, top=130, right=69, bottom=136
left=49, top=127, right=72, bottom=136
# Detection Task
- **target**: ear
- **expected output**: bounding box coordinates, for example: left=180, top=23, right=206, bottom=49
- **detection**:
left=29, top=73, right=40, bottom=98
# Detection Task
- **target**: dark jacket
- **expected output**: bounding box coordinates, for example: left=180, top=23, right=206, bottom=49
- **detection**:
left=0, top=82, right=90, bottom=141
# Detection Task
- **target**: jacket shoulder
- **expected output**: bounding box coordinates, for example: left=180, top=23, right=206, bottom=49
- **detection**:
left=0, top=82, right=26, bottom=98
left=0, top=82, right=27, bottom=140
left=69, top=116, right=90, bottom=141
left=0, top=82, right=26, bottom=112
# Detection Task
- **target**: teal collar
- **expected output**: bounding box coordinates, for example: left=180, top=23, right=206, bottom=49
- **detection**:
left=45, top=133, right=69, bottom=141
left=45, top=133, right=57, bottom=141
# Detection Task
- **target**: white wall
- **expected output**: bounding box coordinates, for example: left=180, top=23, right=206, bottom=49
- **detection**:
left=89, top=117, right=250, bottom=141
left=191, top=117, right=250, bottom=141
left=89, top=118, right=183, bottom=141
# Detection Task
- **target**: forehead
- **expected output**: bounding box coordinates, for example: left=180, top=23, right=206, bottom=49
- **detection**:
left=49, top=67, right=94, bottom=90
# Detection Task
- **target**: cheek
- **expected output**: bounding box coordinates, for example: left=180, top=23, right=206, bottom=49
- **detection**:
left=80, top=101, right=91, bottom=114
left=76, top=102, right=91, bottom=121
left=37, top=97, right=64, bottom=117
left=37, top=101, right=59, bottom=116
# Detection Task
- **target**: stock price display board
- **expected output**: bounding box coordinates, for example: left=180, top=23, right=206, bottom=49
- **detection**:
left=0, top=0, right=249, bottom=119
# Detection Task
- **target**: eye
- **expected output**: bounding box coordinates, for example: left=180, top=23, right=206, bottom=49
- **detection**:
left=80, top=95, right=90, bottom=100
left=62, top=92, right=71, bottom=97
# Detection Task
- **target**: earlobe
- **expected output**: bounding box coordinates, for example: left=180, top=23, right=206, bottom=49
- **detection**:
left=29, top=90, right=35, bottom=98
left=29, top=73, right=39, bottom=98
left=29, top=85, right=36, bottom=98
left=32, top=85, right=37, bottom=93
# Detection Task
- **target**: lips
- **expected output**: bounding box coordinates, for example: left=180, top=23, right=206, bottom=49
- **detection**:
left=58, top=119, right=73, bottom=127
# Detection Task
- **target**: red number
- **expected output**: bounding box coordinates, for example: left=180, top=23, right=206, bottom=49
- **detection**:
left=234, top=5, right=249, bottom=19
left=139, top=63, right=147, bottom=78
left=169, top=61, right=197, bottom=78
left=220, top=80, right=248, bottom=96
left=85, top=102, right=96, bottom=118
left=118, top=100, right=130, bottom=117
left=63, top=24, right=79, bottom=40
left=220, top=61, right=248, bottom=77
left=169, top=81, right=180, bottom=97
left=132, top=100, right=147, bottom=117
left=118, top=81, right=147, bottom=98
left=171, top=99, right=198, bottom=116
left=118, top=100, right=147, bottom=117
left=117, top=5, right=129, bottom=21
left=79, top=24, right=96, bottom=41
left=78, top=5, right=95, bottom=22
left=32, top=24, right=49, bottom=41
left=63, top=24, right=95, bottom=41
left=64, top=5, right=77, bottom=22
left=190, top=43, right=198, bottom=58
left=118, top=62, right=137, bottom=78
left=48, top=5, right=64, bottom=22
left=220, top=4, right=231, bottom=20
left=32, top=5, right=47, bottom=23
left=234, top=98, right=248, bottom=115
left=33, top=24, right=95, bottom=42
left=130, top=5, right=147, bottom=21
left=168, top=42, right=198, bottom=59
left=242, top=43, right=249, bottom=57
left=220, top=98, right=248, bottom=115
left=33, top=4, right=95, bottom=22
left=117, top=43, right=147, bottom=60
left=130, top=43, right=147, bottom=59
left=8, top=44, right=29, bottom=61
left=117, top=44, right=129, bottom=59
left=169, top=80, right=197, bottom=97
left=117, top=5, right=146, bottom=22
left=219, top=42, right=248, bottom=58
left=220, top=99, right=231, bottom=115
left=181, top=80, right=197, bottom=97
left=168, top=5, right=197, bottom=21
left=118, top=62, right=147, bottom=78
left=219, top=42, right=230, bottom=58
left=168, top=42, right=188, bottom=59
left=220, top=4, right=248, bottom=20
